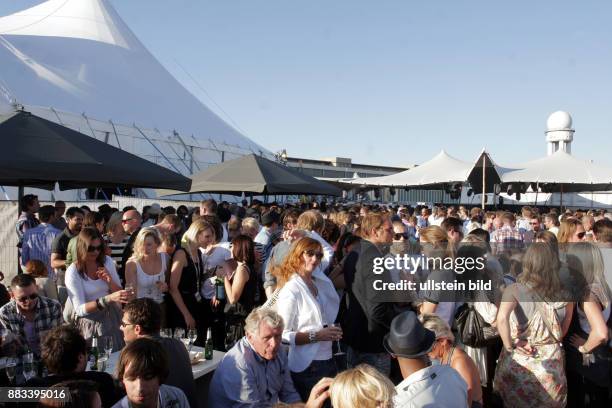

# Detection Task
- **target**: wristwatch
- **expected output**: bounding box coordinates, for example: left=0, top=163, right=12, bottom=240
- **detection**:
left=308, top=331, right=318, bottom=343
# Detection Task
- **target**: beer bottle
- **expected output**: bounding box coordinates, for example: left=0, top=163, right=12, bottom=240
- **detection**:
left=204, top=328, right=213, bottom=360
left=90, top=334, right=99, bottom=371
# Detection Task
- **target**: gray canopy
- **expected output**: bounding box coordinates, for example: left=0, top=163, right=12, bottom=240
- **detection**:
left=159, top=154, right=342, bottom=196
left=0, top=111, right=192, bottom=191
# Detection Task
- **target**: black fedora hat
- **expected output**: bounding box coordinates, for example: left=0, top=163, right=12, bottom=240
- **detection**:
left=383, top=311, right=435, bottom=358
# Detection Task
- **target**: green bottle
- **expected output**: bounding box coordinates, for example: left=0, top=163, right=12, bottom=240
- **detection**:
left=89, top=334, right=99, bottom=371
left=204, top=328, right=213, bottom=360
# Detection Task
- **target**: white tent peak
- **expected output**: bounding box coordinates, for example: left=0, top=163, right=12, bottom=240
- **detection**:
left=0, top=0, right=268, bottom=155
left=0, top=0, right=137, bottom=49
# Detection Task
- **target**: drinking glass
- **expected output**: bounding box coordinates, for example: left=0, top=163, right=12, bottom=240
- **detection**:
left=331, top=323, right=347, bottom=371
left=22, top=353, right=36, bottom=381
left=181, top=337, right=191, bottom=350
left=160, top=328, right=172, bottom=338
left=103, top=337, right=113, bottom=358
left=5, top=358, right=16, bottom=385
left=187, top=329, right=197, bottom=351
left=97, top=353, right=108, bottom=372
left=125, top=283, right=135, bottom=298
left=173, top=328, right=185, bottom=339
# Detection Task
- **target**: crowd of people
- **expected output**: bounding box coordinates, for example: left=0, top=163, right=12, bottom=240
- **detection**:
left=1, top=193, right=611, bottom=407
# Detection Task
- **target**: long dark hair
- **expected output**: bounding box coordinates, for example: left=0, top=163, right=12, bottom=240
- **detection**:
left=75, top=227, right=106, bottom=277
left=232, top=235, right=256, bottom=268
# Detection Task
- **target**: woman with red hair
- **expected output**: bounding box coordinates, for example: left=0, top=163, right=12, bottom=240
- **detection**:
left=274, top=237, right=341, bottom=402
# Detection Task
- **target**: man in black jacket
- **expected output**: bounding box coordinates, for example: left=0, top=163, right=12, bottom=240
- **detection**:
left=119, top=209, right=142, bottom=284
left=343, top=212, right=397, bottom=375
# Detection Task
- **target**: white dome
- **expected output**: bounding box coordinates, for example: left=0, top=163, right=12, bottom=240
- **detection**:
left=546, top=111, right=573, bottom=131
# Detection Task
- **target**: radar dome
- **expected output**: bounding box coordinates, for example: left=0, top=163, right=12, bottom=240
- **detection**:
left=546, top=111, right=572, bottom=131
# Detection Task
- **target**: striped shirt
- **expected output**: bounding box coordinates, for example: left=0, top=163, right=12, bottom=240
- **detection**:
left=103, top=234, right=129, bottom=270
left=21, top=223, right=61, bottom=275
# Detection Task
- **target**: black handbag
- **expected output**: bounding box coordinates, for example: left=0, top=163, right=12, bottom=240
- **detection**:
left=454, top=302, right=499, bottom=348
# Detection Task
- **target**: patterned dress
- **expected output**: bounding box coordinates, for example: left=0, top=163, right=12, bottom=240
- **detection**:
left=493, top=286, right=567, bottom=408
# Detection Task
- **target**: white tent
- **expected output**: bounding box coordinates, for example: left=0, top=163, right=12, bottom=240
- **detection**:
left=344, top=150, right=473, bottom=188
left=0, top=0, right=270, bottom=199
left=501, top=150, right=612, bottom=192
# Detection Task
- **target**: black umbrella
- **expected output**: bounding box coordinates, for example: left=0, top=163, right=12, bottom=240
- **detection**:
left=158, top=154, right=342, bottom=197
left=0, top=111, right=192, bottom=191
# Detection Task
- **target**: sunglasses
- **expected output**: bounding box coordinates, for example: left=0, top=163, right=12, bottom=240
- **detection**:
left=87, top=245, right=103, bottom=252
left=121, top=218, right=135, bottom=223
left=303, top=250, right=324, bottom=260
left=394, top=233, right=409, bottom=240
left=17, top=293, right=38, bottom=303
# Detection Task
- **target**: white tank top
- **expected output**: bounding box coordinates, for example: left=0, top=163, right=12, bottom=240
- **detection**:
left=135, top=253, right=167, bottom=304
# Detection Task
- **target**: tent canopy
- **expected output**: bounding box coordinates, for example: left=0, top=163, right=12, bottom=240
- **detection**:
left=501, top=150, right=612, bottom=192
left=466, top=150, right=513, bottom=194
left=0, top=0, right=268, bottom=155
left=0, top=111, right=192, bottom=191
left=344, top=150, right=472, bottom=188
left=343, top=150, right=502, bottom=191
left=158, top=154, right=342, bottom=196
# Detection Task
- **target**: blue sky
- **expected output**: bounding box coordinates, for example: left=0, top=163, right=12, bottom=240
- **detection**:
left=2, top=1, right=612, bottom=168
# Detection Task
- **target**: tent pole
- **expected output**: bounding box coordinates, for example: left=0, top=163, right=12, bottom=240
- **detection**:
left=534, top=182, right=539, bottom=207
left=17, top=185, right=24, bottom=275
left=560, top=185, right=564, bottom=212
left=481, top=155, right=486, bottom=210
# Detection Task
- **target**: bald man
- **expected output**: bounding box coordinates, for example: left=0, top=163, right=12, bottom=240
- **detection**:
left=120, top=210, right=142, bottom=284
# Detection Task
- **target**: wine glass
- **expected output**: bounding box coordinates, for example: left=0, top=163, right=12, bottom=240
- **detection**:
left=103, top=337, right=113, bottom=358
left=5, top=358, right=16, bottom=385
left=187, top=329, right=198, bottom=351
left=22, top=353, right=36, bottom=381
left=173, top=328, right=185, bottom=340
left=160, top=328, right=172, bottom=338
left=331, top=323, right=347, bottom=371
left=180, top=337, right=190, bottom=350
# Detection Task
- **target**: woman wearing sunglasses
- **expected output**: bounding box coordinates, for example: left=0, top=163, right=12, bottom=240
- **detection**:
left=65, top=227, right=129, bottom=350
left=273, top=237, right=341, bottom=403
left=558, top=218, right=586, bottom=244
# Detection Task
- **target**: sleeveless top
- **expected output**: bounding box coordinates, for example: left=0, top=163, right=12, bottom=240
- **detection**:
left=225, top=263, right=257, bottom=318
left=135, top=253, right=168, bottom=304
left=578, top=284, right=611, bottom=335
left=174, top=248, right=201, bottom=296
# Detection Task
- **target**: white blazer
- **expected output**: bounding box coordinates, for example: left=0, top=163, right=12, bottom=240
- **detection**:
left=276, top=270, right=340, bottom=373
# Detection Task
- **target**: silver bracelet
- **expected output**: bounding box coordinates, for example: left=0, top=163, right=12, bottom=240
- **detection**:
left=308, top=331, right=318, bottom=343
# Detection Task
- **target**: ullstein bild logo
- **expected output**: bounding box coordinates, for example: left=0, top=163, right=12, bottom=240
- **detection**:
left=372, top=278, right=493, bottom=292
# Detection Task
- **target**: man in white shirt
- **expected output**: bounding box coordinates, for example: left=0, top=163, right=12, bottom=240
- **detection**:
left=384, top=311, right=468, bottom=408
left=428, top=207, right=445, bottom=227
